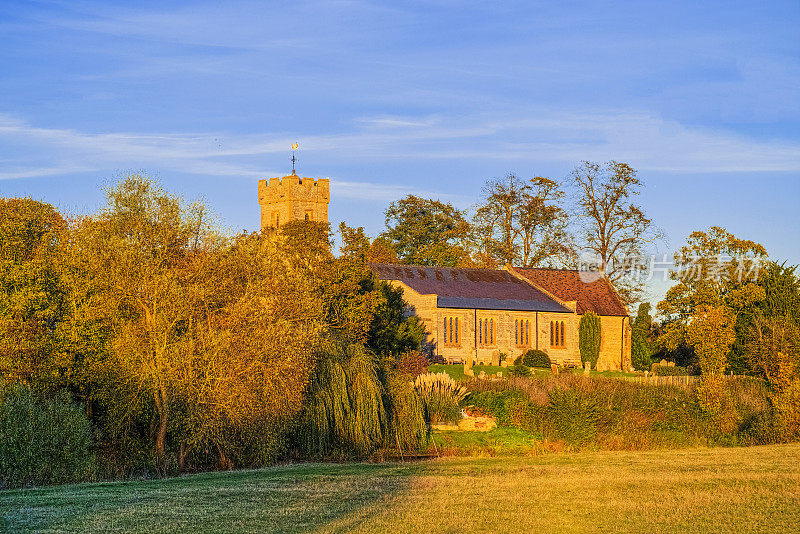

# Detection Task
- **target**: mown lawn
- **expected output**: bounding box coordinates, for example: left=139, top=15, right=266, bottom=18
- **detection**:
left=3, top=444, right=799, bottom=533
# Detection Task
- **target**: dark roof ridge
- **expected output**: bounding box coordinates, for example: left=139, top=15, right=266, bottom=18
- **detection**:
left=369, top=262, right=500, bottom=272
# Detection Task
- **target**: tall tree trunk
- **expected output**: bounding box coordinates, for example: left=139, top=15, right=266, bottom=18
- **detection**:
left=178, top=441, right=187, bottom=472
left=215, top=441, right=232, bottom=470
left=155, top=386, right=169, bottom=470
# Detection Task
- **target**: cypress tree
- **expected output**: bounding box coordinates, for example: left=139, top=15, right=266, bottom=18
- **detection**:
left=631, top=303, right=653, bottom=371
left=579, top=312, right=602, bottom=367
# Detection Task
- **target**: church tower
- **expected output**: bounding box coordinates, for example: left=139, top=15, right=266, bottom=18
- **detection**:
left=258, top=171, right=330, bottom=231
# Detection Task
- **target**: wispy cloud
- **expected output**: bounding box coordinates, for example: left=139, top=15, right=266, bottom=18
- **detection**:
left=4, top=108, right=797, bottom=189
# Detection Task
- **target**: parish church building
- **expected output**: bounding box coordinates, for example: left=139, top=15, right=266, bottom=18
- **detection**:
left=259, top=170, right=632, bottom=371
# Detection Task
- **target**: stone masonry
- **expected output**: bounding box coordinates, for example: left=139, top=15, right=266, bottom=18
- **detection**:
left=258, top=172, right=330, bottom=230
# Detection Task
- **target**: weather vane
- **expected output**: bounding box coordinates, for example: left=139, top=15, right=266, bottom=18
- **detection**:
left=291, top=142, right=299, bottom=174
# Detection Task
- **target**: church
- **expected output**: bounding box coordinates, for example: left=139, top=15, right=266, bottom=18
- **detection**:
left=259, top=171, right=632, bottom=371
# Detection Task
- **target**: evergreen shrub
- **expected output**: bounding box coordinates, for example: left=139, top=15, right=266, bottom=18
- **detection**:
left=579, top=312, right=602, bottom=367
left=522, top=349, right=550, bottom=368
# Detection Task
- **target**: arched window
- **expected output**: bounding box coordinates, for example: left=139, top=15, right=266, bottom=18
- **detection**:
left=479, top=319, right=483, bottom=344
left=525, top=320, right=529, bottom=346
left=489, top=319, right=494, bottom=344
left=442, top=317, right=459, bottom=345
left=515, top=320, right=519, bottom=345
left=550, top=320, right=566, bottom=348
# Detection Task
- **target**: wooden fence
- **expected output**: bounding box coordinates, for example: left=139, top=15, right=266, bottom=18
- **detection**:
left=621, top=374, right=755, bottom=388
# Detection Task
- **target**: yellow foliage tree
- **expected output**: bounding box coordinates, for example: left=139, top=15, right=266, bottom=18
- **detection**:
left=685, top=305, right=737, bottom=431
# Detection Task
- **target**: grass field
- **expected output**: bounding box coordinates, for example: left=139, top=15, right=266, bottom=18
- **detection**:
left=429, top=363, right=640, bottom=380
left=3, top=443, right=799, bottom=533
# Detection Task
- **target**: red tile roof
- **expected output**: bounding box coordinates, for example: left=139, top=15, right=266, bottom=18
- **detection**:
left=513, top=267, right=629, bottom=316
left=369, top=263, right=572, bottom=313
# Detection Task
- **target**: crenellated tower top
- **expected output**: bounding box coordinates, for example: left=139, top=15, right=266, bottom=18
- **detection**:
left=258, top=171, right=330, bottom=230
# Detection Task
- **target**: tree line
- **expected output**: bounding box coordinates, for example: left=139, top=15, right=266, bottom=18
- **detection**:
left=0, top=174, right=428, bottom=485
left=359, top=160, right=661, bottom=305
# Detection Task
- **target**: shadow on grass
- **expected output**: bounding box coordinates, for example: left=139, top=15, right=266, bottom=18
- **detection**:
left=0, top=462, right=425, bottom=533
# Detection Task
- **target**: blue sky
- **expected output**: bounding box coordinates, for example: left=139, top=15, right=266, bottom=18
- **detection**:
left=1, top=0, right=799, bottom=304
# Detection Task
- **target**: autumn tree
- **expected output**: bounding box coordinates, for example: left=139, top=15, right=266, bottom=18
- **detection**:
left=473, top=174, right=572, bottom=268
left=184, top=230, right=324, bottom=467
left=381, top=196, right=470, bottom=267
left=571, top=161, right=662, bottom=304
left=0, top=198, right=72, bottom=390
left=686, top=305, right=738, bottom=430
left=337, top=222, right=425, bottom=356
left=69, top=174, right=211, bottom=466
left=338, top=222, right=399, bottom=265
left=657, top=226, right=768, bottom=373
left=743, top=263, right=800, bottom=438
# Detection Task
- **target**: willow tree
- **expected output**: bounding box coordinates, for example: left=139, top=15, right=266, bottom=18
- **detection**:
left=298, top=341, right=388, bottom=458
left=579, top=312, right=602, bottom=367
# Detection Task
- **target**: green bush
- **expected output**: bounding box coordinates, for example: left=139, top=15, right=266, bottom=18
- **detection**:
left=631, top=342, right=652, bottom=371
left=0, top=386, right=95, bottom=488
left=545, top=388, right=601, bottom=446
left=386, top=373, right=429, bottom=451
left=522, top=350, right=550, bottom=368
left=579, top=312, right=602, bottom=367
left=653, top=365, right=688, bottom=376
left=468, top=391, right=526, bottom=427
left=508, top=365, right=531, bottom=377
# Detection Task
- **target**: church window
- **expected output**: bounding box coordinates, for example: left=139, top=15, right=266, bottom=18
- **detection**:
left=480, top=317, right=495, bottom=346
left=550, top=320, right=566, bottom=348
left=515, top=319, right=531, bottom=347
left=443, top=316, right=460, bottom=346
